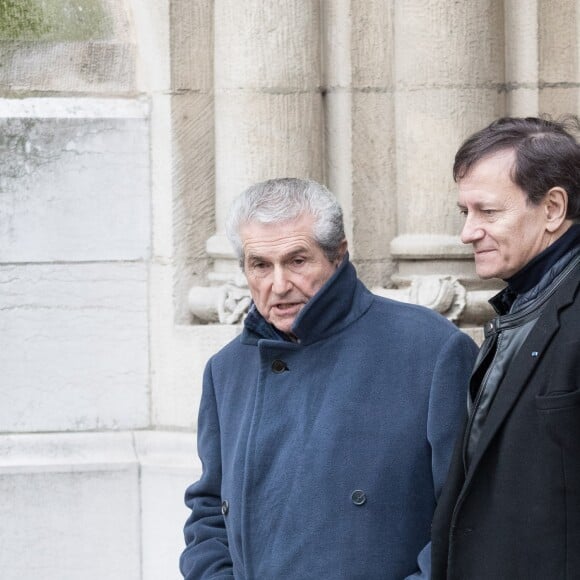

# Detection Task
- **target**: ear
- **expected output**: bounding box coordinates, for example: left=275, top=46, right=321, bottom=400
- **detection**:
left=335, top=239, right=348, bottom=265
left=544, top=187, right=568, bottom=233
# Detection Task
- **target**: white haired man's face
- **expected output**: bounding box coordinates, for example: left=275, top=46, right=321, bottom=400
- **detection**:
left=241, top=213, right=346, bottom=335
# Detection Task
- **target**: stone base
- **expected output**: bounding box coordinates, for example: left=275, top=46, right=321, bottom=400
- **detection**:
left=0, top=430, right=200, bottom=580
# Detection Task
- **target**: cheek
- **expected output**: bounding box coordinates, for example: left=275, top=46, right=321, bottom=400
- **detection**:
left=509, top=227, right=537, bottom=259
left=310, top=270, right=333, bottom=292
left=247, top=280, right=267, bottom=303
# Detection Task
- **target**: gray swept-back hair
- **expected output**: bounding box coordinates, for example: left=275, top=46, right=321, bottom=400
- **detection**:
left=226, top=178, right=345, bottom=267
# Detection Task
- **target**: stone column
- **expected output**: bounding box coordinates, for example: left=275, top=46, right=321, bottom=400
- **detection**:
left=323, top=0, right=397, bottom=287
left=505, top=0, right=540, bottom=116
left=391, top=0, right=506, bottom=327
left=170, top=0, right=215, bottom=323
left=207, top=0, right=324, bottom=283
left=538, top=0, right=580, bottom=115
left=323, top=0, right=354, bottom=247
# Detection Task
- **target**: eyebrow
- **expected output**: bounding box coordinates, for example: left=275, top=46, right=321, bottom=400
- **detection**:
left=246, top=247, right=310, bottom=264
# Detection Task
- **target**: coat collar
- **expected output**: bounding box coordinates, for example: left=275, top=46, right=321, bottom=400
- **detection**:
left=241, top=254, right=374, bottom=347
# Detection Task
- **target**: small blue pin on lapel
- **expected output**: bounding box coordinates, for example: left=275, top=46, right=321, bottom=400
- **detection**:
left=531, top=351, right=539, bottom=357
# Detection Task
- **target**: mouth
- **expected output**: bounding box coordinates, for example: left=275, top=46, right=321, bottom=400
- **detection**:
left=272, top=302, right=302, bottom=314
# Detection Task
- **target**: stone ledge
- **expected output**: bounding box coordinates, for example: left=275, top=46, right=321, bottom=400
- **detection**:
left=0, top=96, right=148, bottom=119
left=0, top=430, right=199, bottom=580
left=0, top=430, right=198, bottom=473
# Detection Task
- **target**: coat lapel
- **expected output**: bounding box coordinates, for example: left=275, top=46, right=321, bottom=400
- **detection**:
left=463, top=264, right=579, bottom=486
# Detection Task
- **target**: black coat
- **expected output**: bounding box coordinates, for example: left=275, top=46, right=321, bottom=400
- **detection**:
left=431, top=258, right=580, bottom=580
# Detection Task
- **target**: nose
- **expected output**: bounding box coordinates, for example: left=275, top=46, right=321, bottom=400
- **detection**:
left=460, top=215, right=485, bottom=245
left=271, top=265, right=292, bottom=295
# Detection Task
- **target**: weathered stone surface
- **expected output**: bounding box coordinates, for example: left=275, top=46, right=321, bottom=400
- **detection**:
left=166, top=1, right=215, bottom=323
left=538, top=0, right=577, bottom=83
left=0, top=99, right=150, bottom=263
left=153, top=323, right=242, bottom=430
left=394, top=0, right=504, bottom=87
left=504, top=2, right=539, bottom=116
left=2, top=2, right=580, bottom=579
left=172, top=92, right=215, bottom=322
left=214, top=0, right=320, bottom=89
left=351, top=0, right=395, bottom=89
left=0, top=430, right=199, bottom=580
left=0, top=263, right=149, bottom=432
left=0, top=0, right=135, bottom=93
left=134, top=430, right=200, bottom=580
left=0, top=432, right=141, bottom=580
left=351, top=90, right=397, bottom=286
left=170, top=0, right=213, bottom=91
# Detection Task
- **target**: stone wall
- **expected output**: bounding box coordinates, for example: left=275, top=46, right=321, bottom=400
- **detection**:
left=1, top=1, right=579, bottom=578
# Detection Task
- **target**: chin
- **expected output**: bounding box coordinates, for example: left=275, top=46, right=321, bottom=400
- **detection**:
left=475, top=267, right=500, bottom=280
left=273, top=321, right=295, bottom=335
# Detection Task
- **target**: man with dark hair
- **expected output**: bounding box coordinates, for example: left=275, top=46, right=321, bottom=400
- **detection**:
left=179, top=178, right=478, bottom=579
left=431, top=117, right=580, bottom=580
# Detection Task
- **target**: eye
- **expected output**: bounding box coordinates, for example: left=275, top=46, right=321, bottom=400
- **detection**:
left=287, top=256, right=308, bottom=272
left=253, top=262, right=271, bottom=274
left=482, top=209, right=496, bottom=216
left=458, top=208, right=468, bottom=217
left=247, top=260, right=271, bottom=277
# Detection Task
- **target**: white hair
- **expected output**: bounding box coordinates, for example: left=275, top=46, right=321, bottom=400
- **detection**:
left=225, top=178, right=345, bottom=267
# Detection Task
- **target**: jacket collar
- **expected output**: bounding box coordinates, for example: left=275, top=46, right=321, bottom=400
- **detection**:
left=241, top=254, right=373, bottom=346
left=490, top=224, right=580, bottom=314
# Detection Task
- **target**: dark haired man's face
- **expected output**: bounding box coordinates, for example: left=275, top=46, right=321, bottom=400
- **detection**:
left=457, top=150, right=552, bottom=280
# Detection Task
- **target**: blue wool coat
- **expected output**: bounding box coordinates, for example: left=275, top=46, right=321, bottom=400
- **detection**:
left=180, top=258, right=478, bottom=580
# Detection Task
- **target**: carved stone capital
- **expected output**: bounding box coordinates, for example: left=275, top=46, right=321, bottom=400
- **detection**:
left=189, top=277, right=250, bottom=324
left=373, top=275, right=466, bottom=321
left=189, top=274, right=497, bottom=327
left=373, top=275, right=496, bottom=326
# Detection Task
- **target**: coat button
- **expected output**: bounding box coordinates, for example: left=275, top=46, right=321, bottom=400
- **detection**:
left=351, top=490, right=366, bottom=506
left=271, top=359, right=288, bottom=373
left=221, top=500, right=229, bottom=516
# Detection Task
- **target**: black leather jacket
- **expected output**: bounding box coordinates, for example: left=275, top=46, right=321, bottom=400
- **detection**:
left=463, top=244, right=580, bottom=469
